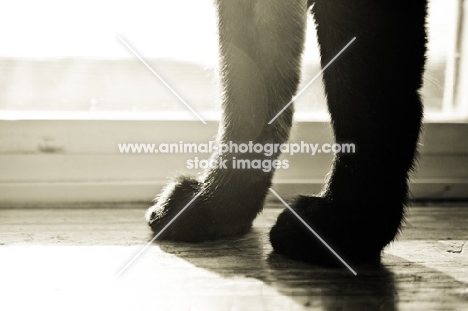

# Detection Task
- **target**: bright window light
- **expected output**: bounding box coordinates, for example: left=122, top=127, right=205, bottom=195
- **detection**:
left=0, top=0, right=462, bottom=120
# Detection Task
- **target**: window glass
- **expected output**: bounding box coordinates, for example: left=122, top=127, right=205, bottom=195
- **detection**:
left=0, top=0, right=460, bottom=118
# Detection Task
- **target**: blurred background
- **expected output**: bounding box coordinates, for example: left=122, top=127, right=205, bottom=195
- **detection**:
left=0, top=0, right=464, bottom=120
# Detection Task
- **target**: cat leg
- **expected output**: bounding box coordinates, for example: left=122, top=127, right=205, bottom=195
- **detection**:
left=270, top=0, right=427, bottom=265
left=146, top=0, right=308, bottom=241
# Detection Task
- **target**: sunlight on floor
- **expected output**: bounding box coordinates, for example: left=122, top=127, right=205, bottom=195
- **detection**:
left=1, top=207, right=467, bottom=310
left=0, top=245, right=303, bottom=311
left=384, top=241, right=468, bottom=284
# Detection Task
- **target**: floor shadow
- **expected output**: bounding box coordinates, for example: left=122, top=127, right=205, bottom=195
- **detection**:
left=266, top=252, right=397, bottom=310
left=154, top=226, right=467, bottom=310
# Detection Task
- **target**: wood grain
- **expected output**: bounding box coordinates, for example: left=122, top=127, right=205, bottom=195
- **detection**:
left=0, top=205, right=467, bottom=310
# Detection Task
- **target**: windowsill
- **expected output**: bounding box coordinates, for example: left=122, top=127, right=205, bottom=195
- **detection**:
left=0, top=115, right=467, bottom=204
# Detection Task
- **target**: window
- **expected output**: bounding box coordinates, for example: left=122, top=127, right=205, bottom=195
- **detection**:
left=0, top=0, right=465, bottom=119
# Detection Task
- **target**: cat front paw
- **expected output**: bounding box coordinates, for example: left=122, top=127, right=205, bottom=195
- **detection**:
left=270, top=195, right=386, bottom=266
left=146, top=176, right=253, bottom=242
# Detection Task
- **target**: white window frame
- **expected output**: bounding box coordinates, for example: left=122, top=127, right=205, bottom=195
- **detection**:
left=0, top=118, right=467, bottom=206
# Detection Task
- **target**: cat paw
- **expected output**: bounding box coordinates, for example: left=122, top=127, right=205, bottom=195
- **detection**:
left=146, top=176, right=253, bottom=242
left=269, top=196, right=389, bottom=266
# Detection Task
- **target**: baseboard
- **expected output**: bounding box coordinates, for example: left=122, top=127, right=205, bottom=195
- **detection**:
left=1, top=179, right=467, bottom=207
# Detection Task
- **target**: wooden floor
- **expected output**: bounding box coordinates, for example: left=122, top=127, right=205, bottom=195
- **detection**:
left=1, top=204, right=467, bottom=310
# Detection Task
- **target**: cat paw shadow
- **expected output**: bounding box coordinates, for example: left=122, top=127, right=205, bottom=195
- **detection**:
left=153, top=226, right=398, bottom=310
